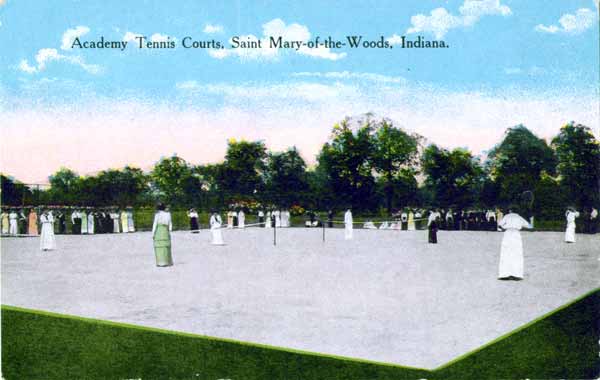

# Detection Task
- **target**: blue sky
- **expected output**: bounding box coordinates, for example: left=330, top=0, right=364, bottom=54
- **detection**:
left=0, top=0, right=598, bottom=182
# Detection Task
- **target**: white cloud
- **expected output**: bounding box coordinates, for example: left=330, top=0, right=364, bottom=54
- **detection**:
left=208, top=49, right=230, bottom=59
left=61, top=26, right=90, bottom=50
left=535, top=8, right=596, bottom=35
left=386, top=34, right=403, bottom=45
left=123, top=31, right=143, bottom=42
left=293, top=71, right=406, bottom=84
left=150, top=33, right=173, bottom=42
left=405, top=0, right=511, bottom=40
left=209, top=18, right=345, bottom=61
left=175, top=81, right=359, bottom=102
left=297, top=45, right=347, bottom=60
left=203, top=24, right=223, bottom=34
left=18, top=59, right=37, bottom=74
left=18, top=48, right=101, bottom=74
left=0, top=0, right=5, bottom=6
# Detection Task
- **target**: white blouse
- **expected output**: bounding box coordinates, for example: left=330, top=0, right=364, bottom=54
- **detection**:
left=498, top=213, right=531, bottom=230
left=152, top=211, right=172, bottom=233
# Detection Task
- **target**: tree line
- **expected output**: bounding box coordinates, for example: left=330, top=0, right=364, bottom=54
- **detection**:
left=1, top=115, right=598, bottom=220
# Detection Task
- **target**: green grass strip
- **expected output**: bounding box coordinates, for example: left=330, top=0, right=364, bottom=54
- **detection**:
left=432, top=288, right=600, bottom=379
left=2, top=288, right=598, bottom=379
left=1, top=305, right=429, bottom=380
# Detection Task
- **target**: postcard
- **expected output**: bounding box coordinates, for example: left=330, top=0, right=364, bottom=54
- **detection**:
left=1, top=1, right=599, bottom=379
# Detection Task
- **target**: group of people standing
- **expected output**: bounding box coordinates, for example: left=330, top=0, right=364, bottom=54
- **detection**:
left=187, top=208, right=294, bottom=233
left=69, top=207, right=135, bottom=235
left=1, top=206, right=136, bottom=237
left=1, top=207, right=41, bottom=236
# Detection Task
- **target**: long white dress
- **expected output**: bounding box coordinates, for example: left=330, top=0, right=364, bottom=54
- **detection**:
left=238, top=211, right=245, bottom=228
left=498, top=213, right=531, bottom=279
left=344, top=210, right=353, bottom=240
left=128, top=211, right=135, bottom=232
left=9, top=212, right=18, bottom=235
left=281, top=210, right=290, bottom=227
left=564, top=210, right=579, bottom=243
left=274, top=210, right=281, bottom=228
left=210, top=214, right=225, bottom=245
left=40, top=213, right=56, bottom=251
left=87, top=213, right=95, bottom=234
left=265, top=212, right=272, bottom=228
left=110, top=212, right=120, bottom=233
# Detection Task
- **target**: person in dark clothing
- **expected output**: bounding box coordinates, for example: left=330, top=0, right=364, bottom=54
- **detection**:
left=428, top=210, right=440, bottom=244
left=56, top=209, right=67, bottom=234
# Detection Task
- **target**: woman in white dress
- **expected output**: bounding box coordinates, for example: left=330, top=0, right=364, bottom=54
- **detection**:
left=127, top=208, right=135, bottom=232
left=40, top=210, right=56, bottom=251
left=238, top=210, right=245, bottom=229
left=8, top=209, right=19, bottom=236
left=497, top=208, right=532, bottom=280
left=344, top=209, right=353, bottom=240
left=210, top=211, right=225, bottom=245
left=274, top=210, right=281, bottom=228
left=110, top=209, right=120, bottom=233
left=87, top=211, right=95, bottom=234
left=564, top=208, right=579, bottom=243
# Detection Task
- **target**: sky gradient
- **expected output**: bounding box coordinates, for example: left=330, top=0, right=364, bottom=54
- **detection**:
left=0, top=0, right=598, bottom=183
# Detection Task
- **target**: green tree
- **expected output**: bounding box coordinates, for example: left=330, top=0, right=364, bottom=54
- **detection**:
left=94, top=167, right=150, bottom=206
left=316, top=118, right=376, bottom=210
left=151, top=155, right=195, bottom=206
left=487, top=125, right=556, bottom=205
left=370, top=118, right=421, bottom=211
left=263, top=147, right=309, bottom=207
left=48, top=168, right=81, bottom=205
left=421, top=145, right=484, bottom=209
left=0, top=174, right=32, bottom=206
left=551, top=122, right=600, bottom=210
left=219, top=139, right=267, bottom=203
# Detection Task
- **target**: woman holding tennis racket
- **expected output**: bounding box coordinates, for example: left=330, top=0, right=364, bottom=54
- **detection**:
left=497, top=205, right=532, bottom=281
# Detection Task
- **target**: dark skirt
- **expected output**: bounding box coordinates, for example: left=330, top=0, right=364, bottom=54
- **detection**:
left=72, top=218, right=81, bottom=234
left=428, top=224, right=438, bottom=244
left=58, top=218, right=66, bottom=234
left=190, top=217, right=199, bottom=231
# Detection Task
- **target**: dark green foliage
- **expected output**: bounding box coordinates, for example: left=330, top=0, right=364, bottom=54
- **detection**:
left=217, top=139, right=267, bottom=203
left=487, top=125, right=557, bottom=205
left=370, top=119, right=421, bottom=211
left=421, top=145, right=484, bottom=209
left=551, top=122, right=600, bottom=210
left=263, top=147, right=309, bottom=207
left=151, top=155, right=197, bottom=206
left=0, top=174, right=32, bottom=205
left=316, top=118, right=378, bottom=210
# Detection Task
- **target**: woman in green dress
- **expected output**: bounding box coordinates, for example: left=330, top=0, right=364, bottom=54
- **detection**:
left=152, top=203, right=173, bottom=267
